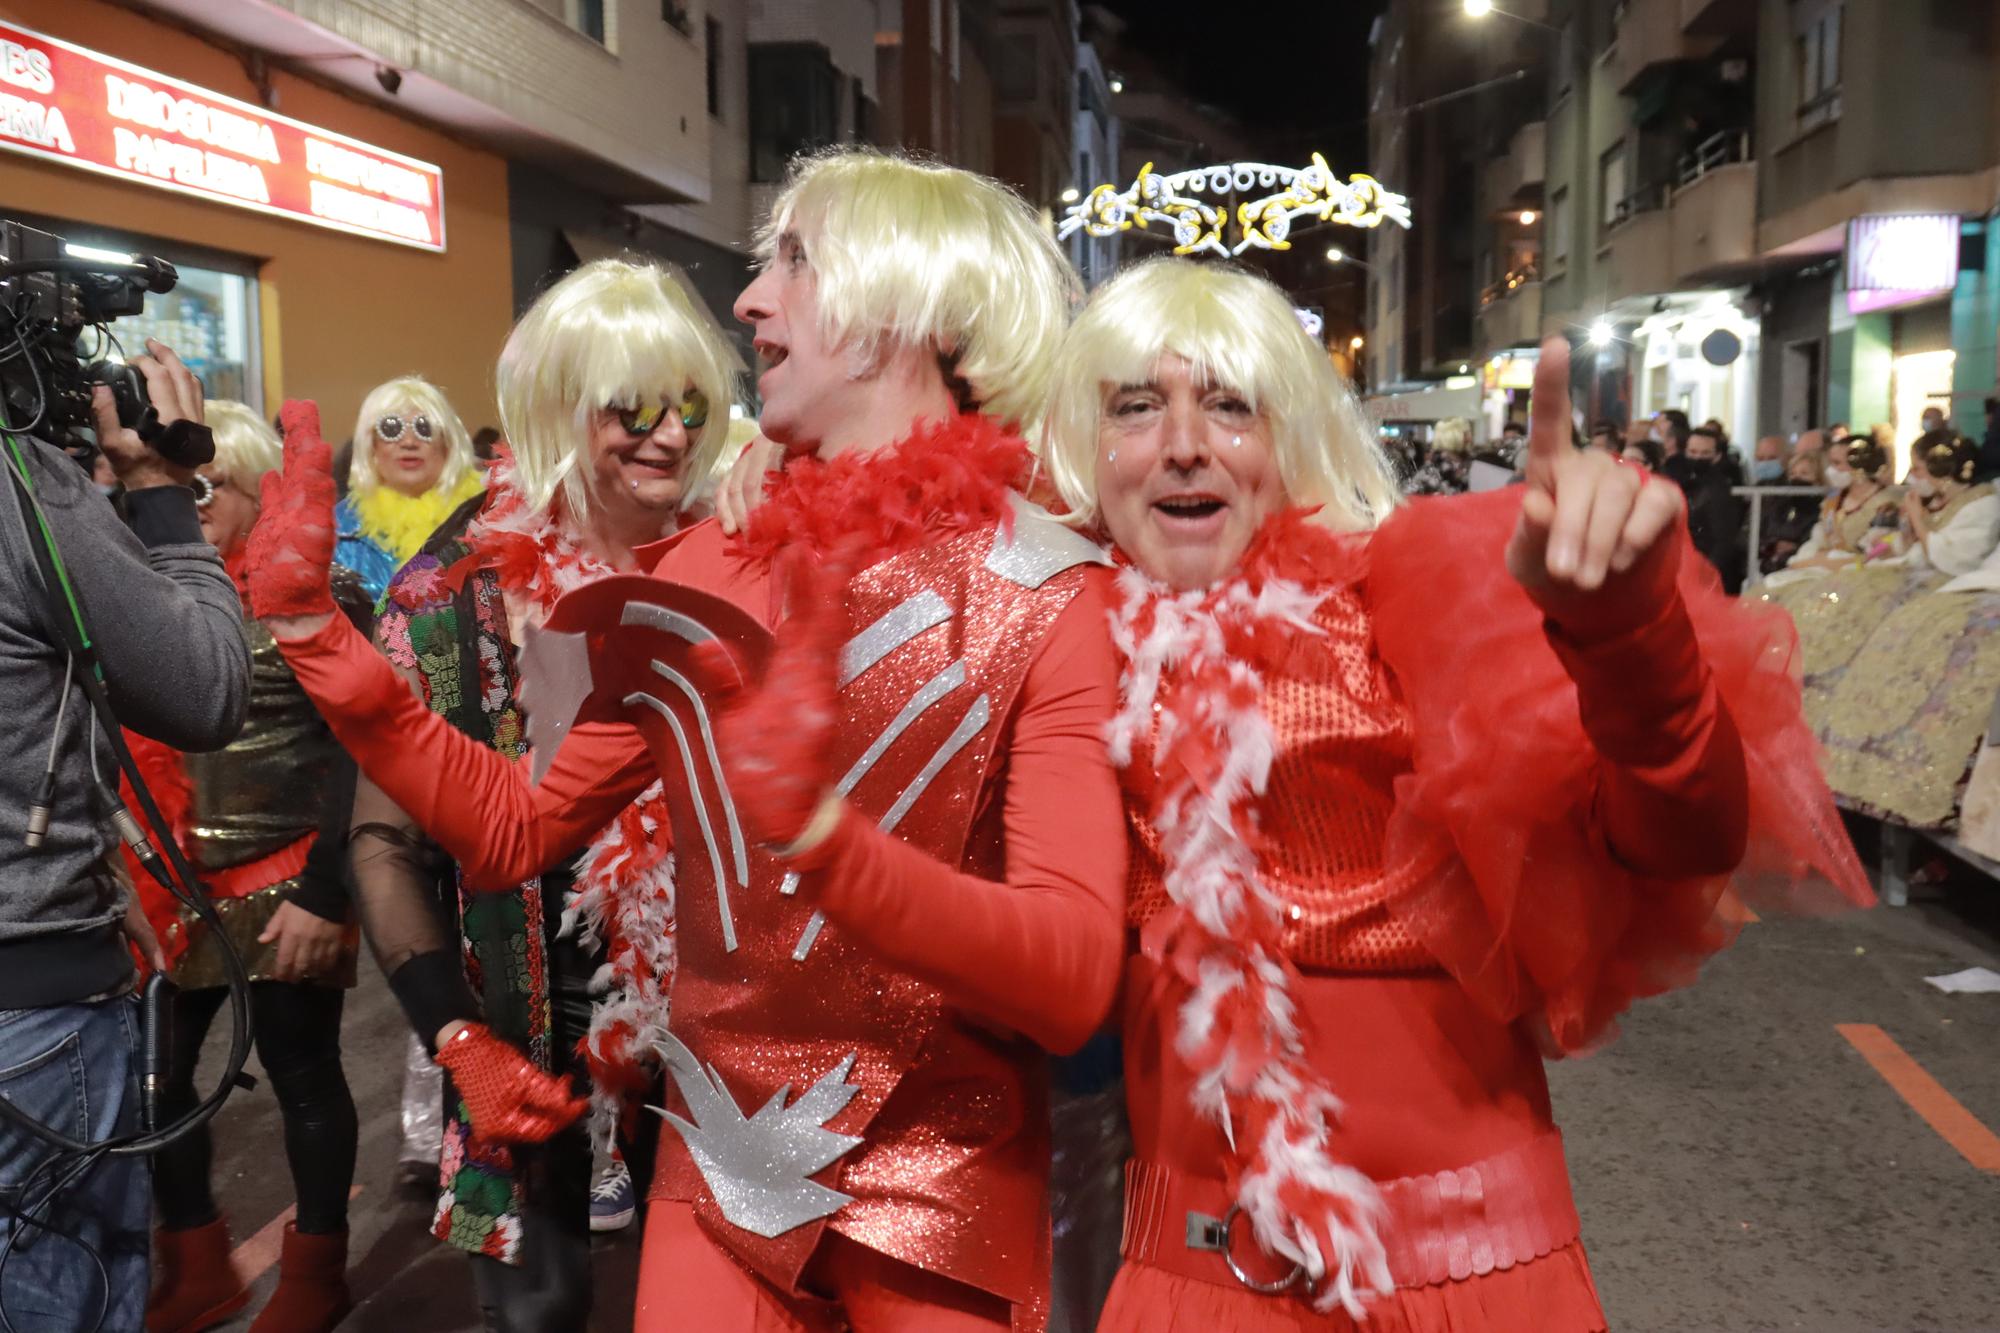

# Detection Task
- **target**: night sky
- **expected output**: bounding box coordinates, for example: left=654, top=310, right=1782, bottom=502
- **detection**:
left=1097, top=0, right=1390, bottom=171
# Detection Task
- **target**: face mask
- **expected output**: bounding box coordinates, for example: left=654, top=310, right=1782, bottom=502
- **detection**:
left=1753, top=459, right=1784, bottom=484
left=95, top=482, right=119, bottom=498
left=1825, top=466, right=1853, bottom=491
left=1911, top=474, right=1937, bottom=498
left=1648, top=424, right=1666, bottom=443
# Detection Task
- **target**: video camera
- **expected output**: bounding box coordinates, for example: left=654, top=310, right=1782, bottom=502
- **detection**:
left=0, top=218, right=211, bottom=466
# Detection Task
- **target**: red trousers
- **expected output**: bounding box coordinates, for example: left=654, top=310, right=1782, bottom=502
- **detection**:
left=634, top=1202, right=1013, bottom=1332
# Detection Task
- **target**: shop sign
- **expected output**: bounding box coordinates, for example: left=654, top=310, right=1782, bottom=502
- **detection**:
left=0, top=20, right=444, bottom=251
left=1483, top=355, right=1537, bottom=391
left=1846, top=213, right=1958, bottom=315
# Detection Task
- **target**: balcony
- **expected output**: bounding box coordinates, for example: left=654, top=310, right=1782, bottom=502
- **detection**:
left=1608, top=0, right=1721, bottom=93
left=1680, top=0, right=1758, bottom=37
left=1667, top=133, right=1757, bottom=283
left=1490, top=120, right=1546, bottom=205
left=1600, top=198, right=1673, bottom=303
left=1478, top=278, right=1544, bottom=353
left=1598, top=134, right=1758, bottom=302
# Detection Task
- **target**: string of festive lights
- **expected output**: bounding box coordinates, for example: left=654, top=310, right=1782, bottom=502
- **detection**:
left=1057, top=153, right=1412, bottom=258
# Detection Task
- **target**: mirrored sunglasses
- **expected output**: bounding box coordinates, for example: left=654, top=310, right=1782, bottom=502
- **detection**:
left=614, top=390, right=710, bottom=439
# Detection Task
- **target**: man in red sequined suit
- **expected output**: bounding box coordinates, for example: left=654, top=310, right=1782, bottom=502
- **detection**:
left=241, top=149, right=1129, bottom=1332
left=1035, top=260, right=1871, bottom=1332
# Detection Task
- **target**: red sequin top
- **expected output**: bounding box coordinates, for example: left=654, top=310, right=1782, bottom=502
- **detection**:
left=1122, top=583, right=1436, bottom=973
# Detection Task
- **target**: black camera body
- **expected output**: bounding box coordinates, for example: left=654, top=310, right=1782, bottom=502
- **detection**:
left=0, top=219, right=208, bottom=466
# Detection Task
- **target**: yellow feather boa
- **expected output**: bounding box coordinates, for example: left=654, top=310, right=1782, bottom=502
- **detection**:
left=346, top=472, right=487, bottom=566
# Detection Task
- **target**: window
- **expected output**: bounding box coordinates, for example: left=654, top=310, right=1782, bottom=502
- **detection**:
left=1797, top=2, right=1843, bottom=127
left=571, top=0, right=605, bottom=44
left=749, top=45, right=838, bottom=183
left=662, top=0, right=692, bottom=37
left=1599, top=144, right=1628, bottom=228
left=1549, top=187, right=1571, bottom=265
left=853, top=85, right=874, bottom=146
left=995, top=34, right=1037, bottom=102
left=705, top=18, right=722, bottom=118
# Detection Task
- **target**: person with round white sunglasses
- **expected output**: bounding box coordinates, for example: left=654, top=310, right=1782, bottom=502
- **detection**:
left=333, top=377, right=485, bottom=599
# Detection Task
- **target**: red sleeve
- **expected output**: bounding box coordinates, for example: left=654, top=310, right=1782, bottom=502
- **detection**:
left=789, top=574, right=1128, bottom=1055
left=1546, top=590, right=1749, bottom=879
left=1370, top=490, right=1871, bottom=1054
left=275, top=610, right=655, bottom=889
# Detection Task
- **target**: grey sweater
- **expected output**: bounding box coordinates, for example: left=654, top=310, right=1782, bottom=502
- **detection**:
left=0, top=433, right=249, bottom=1006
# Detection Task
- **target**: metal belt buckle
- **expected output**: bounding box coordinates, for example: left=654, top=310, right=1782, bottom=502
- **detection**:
left=1185, top=1205, right=1311, bottom=1295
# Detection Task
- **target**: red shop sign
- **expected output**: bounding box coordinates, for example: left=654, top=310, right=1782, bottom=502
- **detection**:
left=0, top=19, right=445, bottom=251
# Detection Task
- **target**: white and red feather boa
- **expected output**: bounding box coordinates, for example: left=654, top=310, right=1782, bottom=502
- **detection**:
left=1107, top=509, right=1392, bottom=1318
left=464, top=465, right=678, bottom=1149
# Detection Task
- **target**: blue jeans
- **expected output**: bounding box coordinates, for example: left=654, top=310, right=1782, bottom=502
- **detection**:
left=0, top=996, right=148, bottom=1332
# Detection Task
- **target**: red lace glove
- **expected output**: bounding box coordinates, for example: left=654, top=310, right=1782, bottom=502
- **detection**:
left=435, top=1023, right=588, bottom=1145
left=693, top=550, right=848, bottom=852
left=246, top=400, right=339, bottom=620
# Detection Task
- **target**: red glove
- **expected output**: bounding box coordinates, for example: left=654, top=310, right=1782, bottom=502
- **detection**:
left=246, top=400, right=339, bottom=620
left=435, top=1023, right=588, bottom=1145
left=694, top=549, right=848, bottom=851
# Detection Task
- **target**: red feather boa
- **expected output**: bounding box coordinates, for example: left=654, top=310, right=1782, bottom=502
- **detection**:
left=731, top=411, right=1031, bottom=572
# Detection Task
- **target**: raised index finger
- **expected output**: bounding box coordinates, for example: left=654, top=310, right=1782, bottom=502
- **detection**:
left=1525, top=334, right=1573, bottom=485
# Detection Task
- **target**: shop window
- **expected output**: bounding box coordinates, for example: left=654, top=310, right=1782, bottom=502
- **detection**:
left=706, top=17, right=723, bottom=118
left=749, top=44, right=838, bottom=183
left=112, top=264, right=258, bottom=409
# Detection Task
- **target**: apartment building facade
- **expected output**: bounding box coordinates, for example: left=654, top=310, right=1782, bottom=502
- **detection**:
left=1373, top=0, right=2000, bottom=455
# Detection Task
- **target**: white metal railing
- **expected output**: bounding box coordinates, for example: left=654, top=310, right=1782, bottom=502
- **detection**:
left=1733, top=484, right=1828, bottom=590
left=1677, top=130, right=1751, bottom=188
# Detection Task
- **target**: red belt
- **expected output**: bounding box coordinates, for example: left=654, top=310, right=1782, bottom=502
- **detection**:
left=1120, top=1132, right=1581, bottom=1297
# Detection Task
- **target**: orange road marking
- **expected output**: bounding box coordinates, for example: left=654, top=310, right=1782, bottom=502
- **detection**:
left=1837, top=1024, right=2000, bottom=1173
left=231, top=1185, right=364, bottom=1281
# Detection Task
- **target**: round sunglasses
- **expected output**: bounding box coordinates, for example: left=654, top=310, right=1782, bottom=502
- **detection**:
left=375, top=413, right=435, bottom=444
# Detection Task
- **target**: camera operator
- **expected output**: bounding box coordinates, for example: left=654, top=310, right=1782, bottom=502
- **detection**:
left=0, top=338, right=250, bottom=1329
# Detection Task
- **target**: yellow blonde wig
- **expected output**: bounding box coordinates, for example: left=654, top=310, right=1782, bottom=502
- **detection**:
left=497, top=257, right=740, bottom=520
left=1040, top=257, right=1401, bottom=532
left=757, top=147, right=1079, bottom=430
left=204, top=399, right=282, bottom=496
left=348, top=376, right=477, bottom=498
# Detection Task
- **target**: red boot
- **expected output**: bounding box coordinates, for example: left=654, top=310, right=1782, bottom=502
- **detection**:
left=147, top=1218, right=250, bottom=1333
left=247, top=1224, right=351, bottom=1333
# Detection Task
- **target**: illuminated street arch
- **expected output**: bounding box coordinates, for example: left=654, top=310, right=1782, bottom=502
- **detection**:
left=1057, top=153, right=1411, bottom=259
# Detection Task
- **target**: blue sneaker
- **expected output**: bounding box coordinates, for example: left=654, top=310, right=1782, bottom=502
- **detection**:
left=589, top=1160, right=635, bottom=1232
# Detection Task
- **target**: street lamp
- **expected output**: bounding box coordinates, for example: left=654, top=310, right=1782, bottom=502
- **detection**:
left=1060, top=187, right=1081, bottom=204
left=1588, top=320, right=1613, bottom=347
left=1326, top=247, right=1345, bottom=262
left=1109, top=77, right=1125, bottom=94
left=1519, top=209, right=1538, bottom=225
left=1350, top=335, right=1365, bottom=351
left=1463, top=0, right=1493, bottom=14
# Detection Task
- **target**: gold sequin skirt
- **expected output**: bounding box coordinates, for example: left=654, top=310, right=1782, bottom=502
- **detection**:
left=165, top=878, right=360, bottom=991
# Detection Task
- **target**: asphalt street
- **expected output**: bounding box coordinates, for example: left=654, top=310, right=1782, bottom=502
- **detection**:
left=187, top=851, right=2000, bottom=1332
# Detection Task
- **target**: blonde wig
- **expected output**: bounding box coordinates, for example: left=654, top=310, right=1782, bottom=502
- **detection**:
left=1041, top=257, right=1401, bottom=532
left=498, top=257, right=740, bottom=520
left=347, top=376, right=476, bottom=498
left=204, top=399, right=282, bottom=496
left=757, top=147, right=1080, bottom=430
